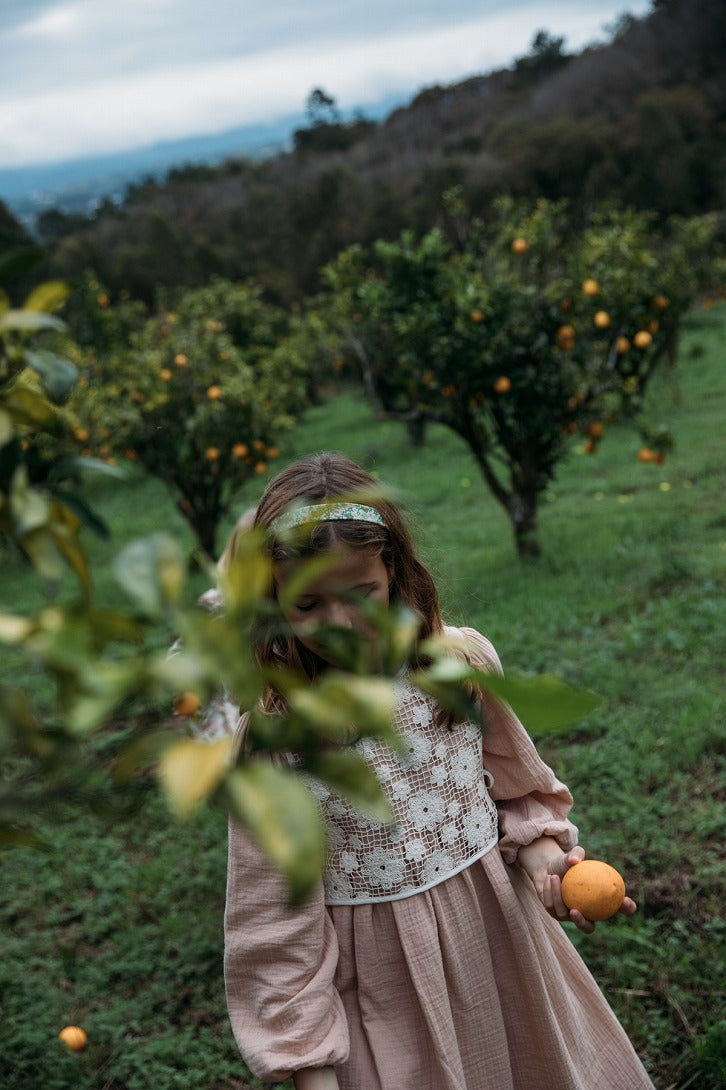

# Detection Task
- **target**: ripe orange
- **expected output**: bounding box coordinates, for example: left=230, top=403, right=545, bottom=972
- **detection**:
left=583, top=440, right=598, bottom=455
left=470, top=309, right=485, bottom=323
left=173, top=691, right=202, bottom=717
left=511, top=237, right=528, bottom=254
left=232, top=442, right=249, bottom=458
left=207, top=385, right=222, bottom=400
left=556, top=324, right=575, bottom=351
left=205, top=447, right=220, bottom=462
left=594, top=310, right=611, bottom=329
left=633, top=330, right=653, bottom=349
left=493, top=376, right=511, bottom=394
left=174, top=353, right=188, bottom=367
left=254, top=461, right=268, bottom=475
left=160, top=368, right=172, bottom=381
left=441, top=384, right=456, bottom=398
left=648, top=319, right=659, bottom=334
left=582, top=278, right=600, bottom=297
left=638, top=447, right=657, bottom=463
left=652, top=293, right=669, bottom=310
left=561, top=860, right=626, bottom=921
left=267, top=446, right=280, bottom=459
left=615, top=336, right=631, bottom=355
left=587, top=421, right=604, bottom=440
left=59, top=1025, right=87, bottom=1051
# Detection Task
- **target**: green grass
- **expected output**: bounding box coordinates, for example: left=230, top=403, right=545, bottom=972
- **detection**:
left=2, top=305, right=725, bottom=1089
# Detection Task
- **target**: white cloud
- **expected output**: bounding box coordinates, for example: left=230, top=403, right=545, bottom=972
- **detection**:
left=17, top=2, right=83, bottom=37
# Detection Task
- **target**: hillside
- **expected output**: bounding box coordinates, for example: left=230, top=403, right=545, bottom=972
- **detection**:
left=10, top=0, right=726, bottom=304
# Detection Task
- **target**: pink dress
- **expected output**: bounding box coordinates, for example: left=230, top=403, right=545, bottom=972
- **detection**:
left=224, top=628, right=655, bottom=1089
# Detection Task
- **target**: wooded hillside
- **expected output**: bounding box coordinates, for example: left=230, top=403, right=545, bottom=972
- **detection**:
left=12, top=0, right=726, bottom=304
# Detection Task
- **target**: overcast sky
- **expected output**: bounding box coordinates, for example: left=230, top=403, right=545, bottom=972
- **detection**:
left=1, top=0, right=651, bottom=168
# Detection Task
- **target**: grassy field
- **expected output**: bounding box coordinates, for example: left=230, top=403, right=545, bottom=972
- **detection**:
left=2, top=304, right=725, bottom=1089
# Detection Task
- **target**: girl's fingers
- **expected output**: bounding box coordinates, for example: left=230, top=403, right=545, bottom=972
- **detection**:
left=620, top=896, right=638, bottom=916
left=543, top=874, right=570, bottom=921
left=568, top=908, right=596, bottom=934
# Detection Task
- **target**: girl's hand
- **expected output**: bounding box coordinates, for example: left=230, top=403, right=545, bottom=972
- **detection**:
left=518, top=838, right=638, bottom=934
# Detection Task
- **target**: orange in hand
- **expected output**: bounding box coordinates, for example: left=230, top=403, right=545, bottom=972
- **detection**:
left=561, top=859, right=626, bottom=921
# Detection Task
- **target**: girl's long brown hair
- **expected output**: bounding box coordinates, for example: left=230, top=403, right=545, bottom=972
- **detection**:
left=252, top=452, right=443, bottom=714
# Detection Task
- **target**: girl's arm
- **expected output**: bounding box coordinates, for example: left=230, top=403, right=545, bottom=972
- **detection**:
left=293, top=1067, right=341, bottom=1090
left=517, top=836, right=637, bottom=934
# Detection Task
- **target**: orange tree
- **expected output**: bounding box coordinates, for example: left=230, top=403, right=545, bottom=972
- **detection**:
left=324, top=198, right=716, bottom=557
left=70, top=279, right=308, bottom=558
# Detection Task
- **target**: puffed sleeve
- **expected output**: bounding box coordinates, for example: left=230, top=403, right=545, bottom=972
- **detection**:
left=457, top=626, right=578, bottom=863
left=224, top=818, right=350, bottom=1083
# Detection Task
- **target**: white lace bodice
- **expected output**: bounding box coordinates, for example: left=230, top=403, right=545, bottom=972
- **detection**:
left=309, top=677, right=499, bottom=905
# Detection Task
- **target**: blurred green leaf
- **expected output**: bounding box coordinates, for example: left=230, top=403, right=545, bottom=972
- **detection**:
left=23, top=280, right=71, bottom=314
left=476, top=671, right=602, bottom=732
left=288, top=673, right=397, bottom=746
left=0, top=309, right=65, bottom=334
left=113, top=729, right=174, bottom=782
left=220, top=529, right=272, bottom=608
left=2, top=384, right=65, bottom=434
left=66, top=456, right=127, bottom=480
left=10, top=464, right=50, bottom=534
left=16, top=526, right=65, bottom=586
left=67, top=659, right=146, bottom=735
left=0, top=613, right=34, bottom=643
left=157, top=737, right=234, bottom=819
left=0, top=409, right=11, bottom=446
left=113, top=533, right=184, bottom=616
left=225, top=761, right=326, bottom=902
left=23, top=348, right=78, bottom=404
left=416, top=641, right=601, bottom=731
left=47, top=500, right=90, bottom=601
left=307, top=749, right=393, bottom=823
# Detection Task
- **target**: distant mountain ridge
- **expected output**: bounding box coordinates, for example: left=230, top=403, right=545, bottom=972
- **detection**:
left=0, top=94, right=406, bottom=225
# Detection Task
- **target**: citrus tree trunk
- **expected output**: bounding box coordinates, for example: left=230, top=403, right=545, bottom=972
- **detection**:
left=505, top=490, right=541, bottom=558
left=463, top=435, right=542, bottom=558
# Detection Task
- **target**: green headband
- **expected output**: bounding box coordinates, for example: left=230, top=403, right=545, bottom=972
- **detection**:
left=271, top=501, right=388, bottom=534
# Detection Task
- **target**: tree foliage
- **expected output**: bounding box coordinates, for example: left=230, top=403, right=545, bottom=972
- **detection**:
left=324, top=198, right=716, bottom=556
left=68, top=279, right=307, bottom=557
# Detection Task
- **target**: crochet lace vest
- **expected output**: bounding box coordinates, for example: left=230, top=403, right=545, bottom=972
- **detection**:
left=310, top=676, right=499, bottom=905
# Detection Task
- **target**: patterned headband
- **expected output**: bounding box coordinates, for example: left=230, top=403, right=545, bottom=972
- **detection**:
left=271, top=501, right=388, bottom=534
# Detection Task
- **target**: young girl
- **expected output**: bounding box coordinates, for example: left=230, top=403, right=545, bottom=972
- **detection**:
left=224, top=452, right=655, bottom=1090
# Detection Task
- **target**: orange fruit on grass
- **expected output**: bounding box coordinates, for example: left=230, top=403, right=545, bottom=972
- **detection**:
left=59, top=1025, right=87, bottom=1051
left=561, top=860, right=626, bottom=921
